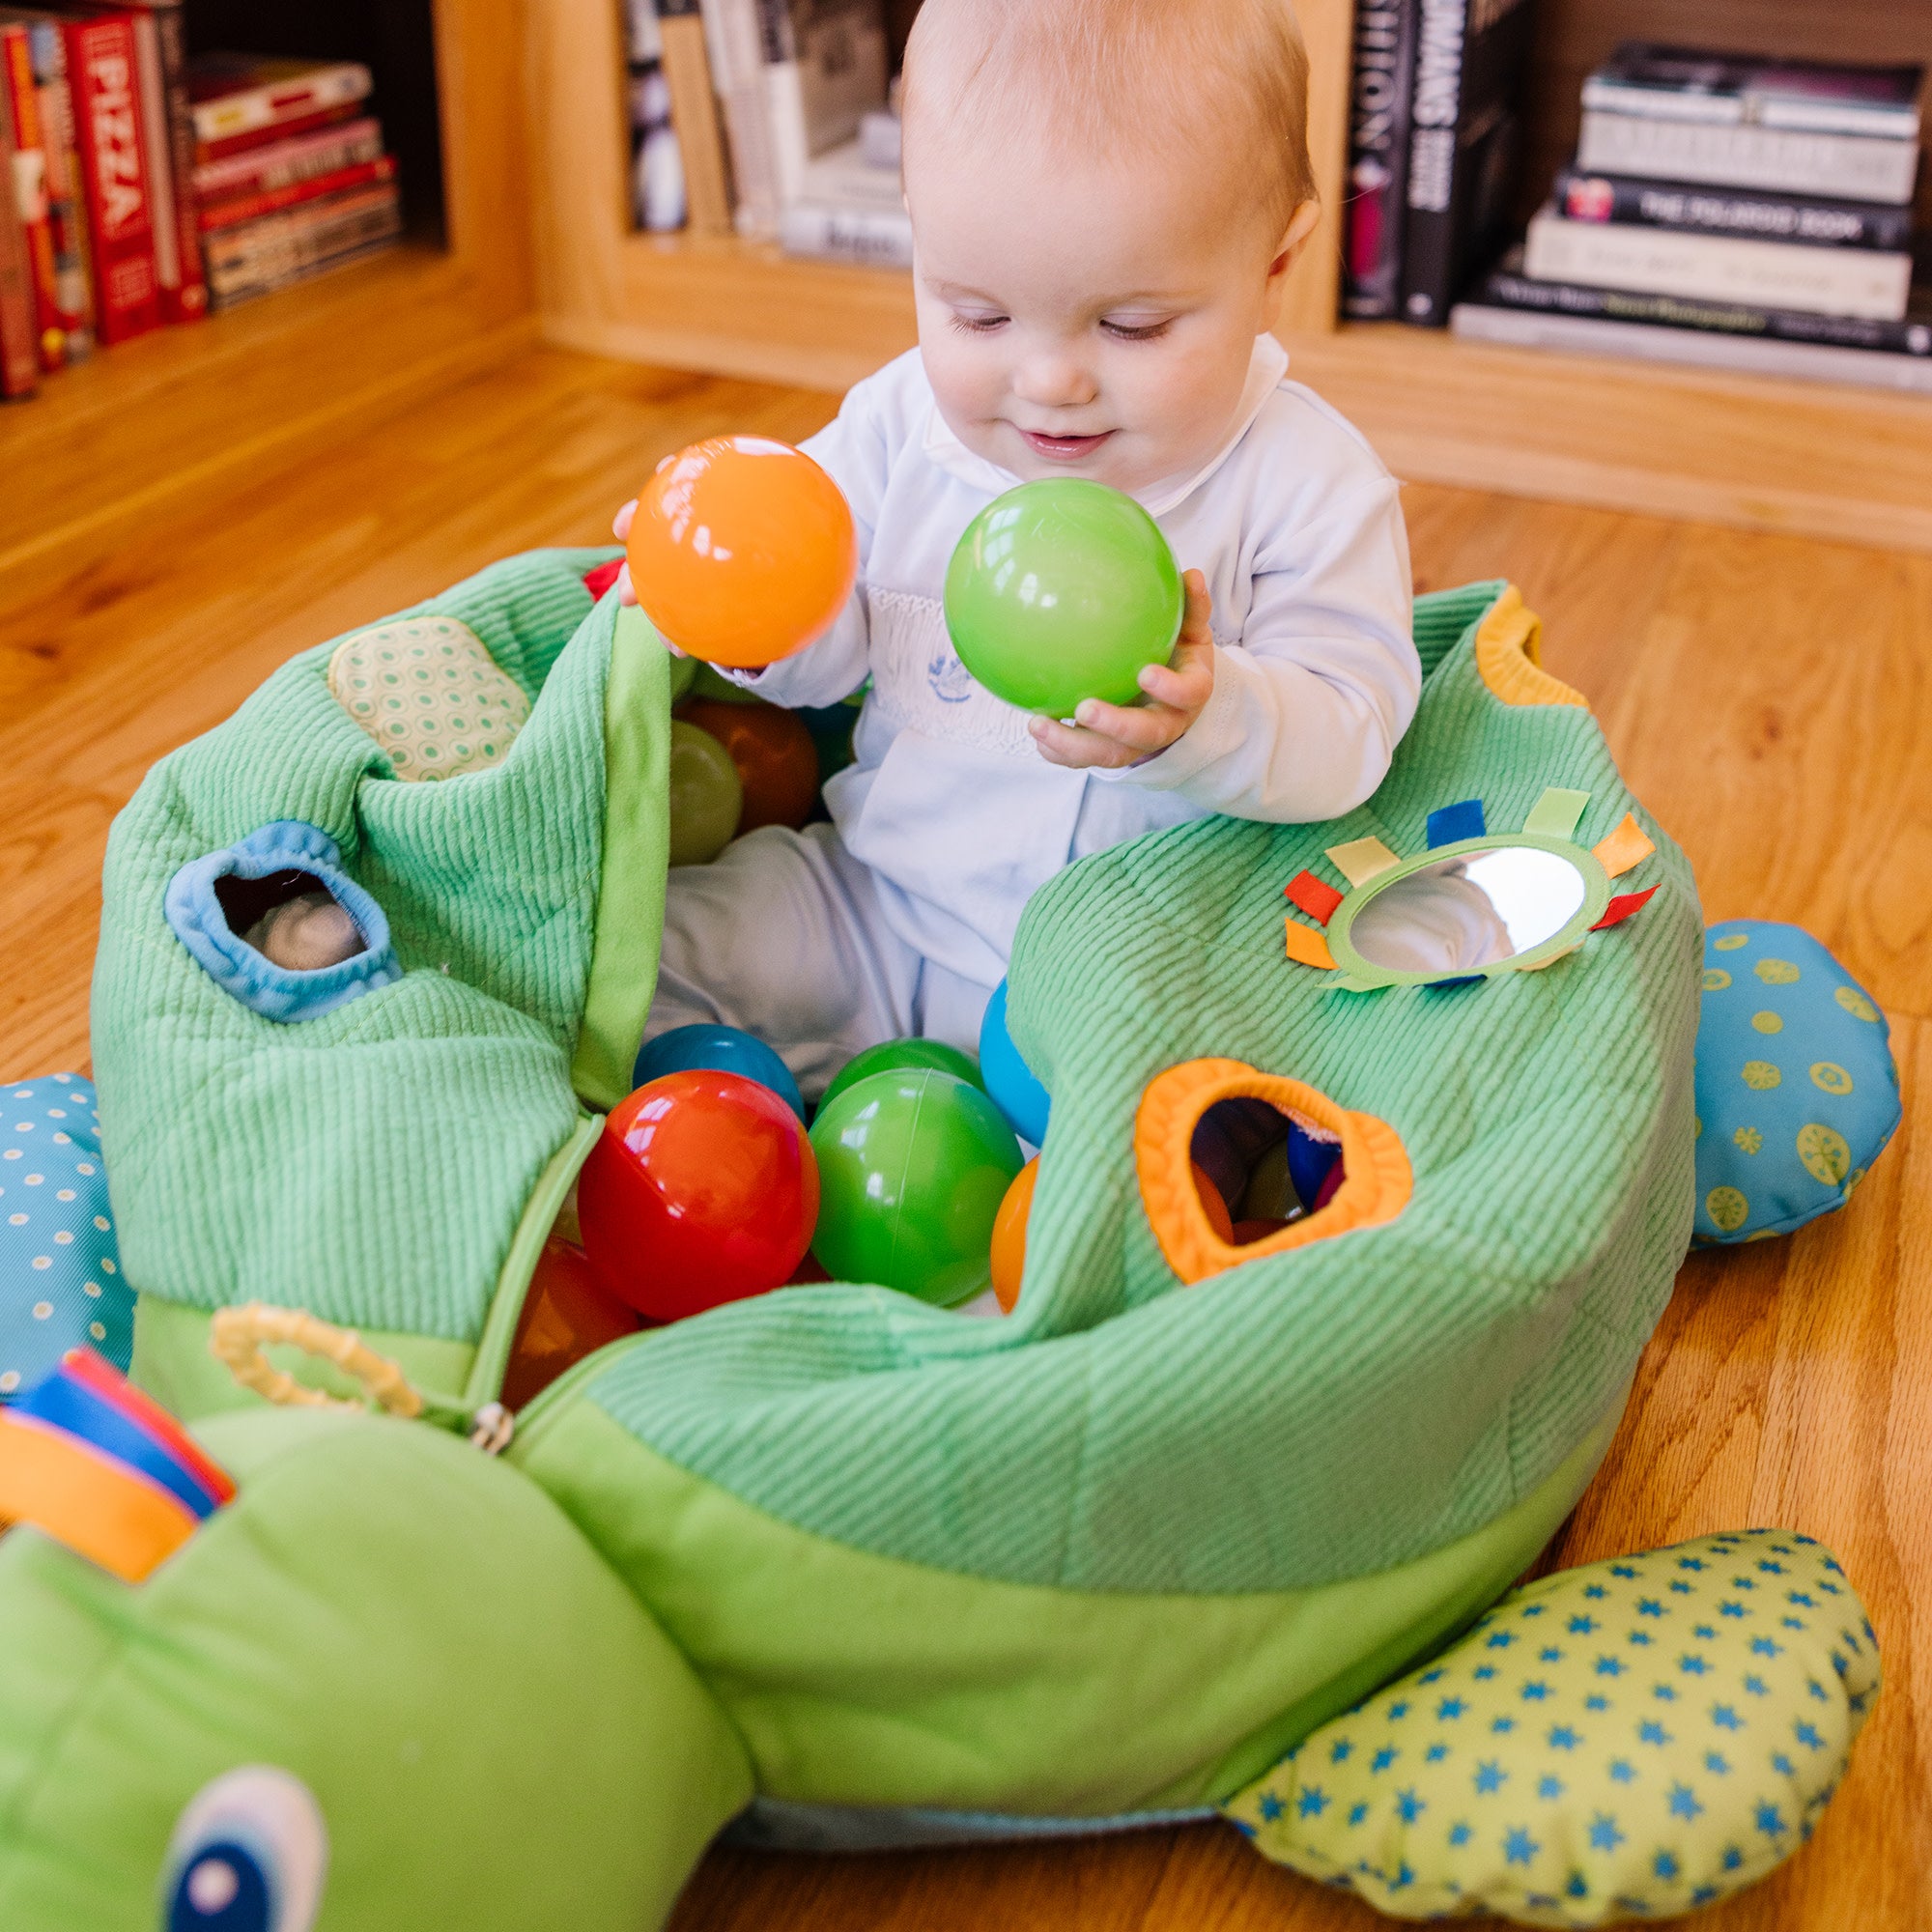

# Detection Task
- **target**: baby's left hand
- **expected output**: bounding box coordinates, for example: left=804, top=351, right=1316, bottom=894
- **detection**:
left=1030, top=570, right=1213, bottom=771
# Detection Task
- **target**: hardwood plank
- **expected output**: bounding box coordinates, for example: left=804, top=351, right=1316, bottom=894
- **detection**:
left=2, top=348, right=1925, bottom=1928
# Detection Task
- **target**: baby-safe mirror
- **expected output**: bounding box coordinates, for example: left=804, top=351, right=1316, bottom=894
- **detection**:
left=1346, top=847, right=1587, bottom=977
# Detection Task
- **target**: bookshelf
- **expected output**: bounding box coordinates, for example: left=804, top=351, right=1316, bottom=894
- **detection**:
left=0, top=0, right=535, bottom=608
left=527, top=0, right=1932, bottom=556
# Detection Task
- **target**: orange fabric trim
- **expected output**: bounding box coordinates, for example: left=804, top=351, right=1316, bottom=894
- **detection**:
left=1134, top=1059, right=1414, bottom=1287
left=1284, top=919, right=1337, bottom=971
left=1475, top=586, right=1587, bottom=710
left=0, top=1411, right=197, bottom=1582
left=1591, top=812, right=1655, bottom=880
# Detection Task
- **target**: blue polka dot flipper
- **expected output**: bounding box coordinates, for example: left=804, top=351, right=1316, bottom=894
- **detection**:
left=0, top=1075, right=131, bottom=1399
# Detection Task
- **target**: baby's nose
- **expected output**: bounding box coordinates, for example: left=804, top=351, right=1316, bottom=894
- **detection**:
left=1012, top=352, right=1099, bottom=411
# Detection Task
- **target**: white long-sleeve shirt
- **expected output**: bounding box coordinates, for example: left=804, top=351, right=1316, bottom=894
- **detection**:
left=737, top=337, right=1418, bottom=989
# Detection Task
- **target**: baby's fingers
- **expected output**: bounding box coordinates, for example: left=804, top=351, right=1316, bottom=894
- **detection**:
left=1179, top=568, right=1212, bottom=644
left=612, top=497, right=639, bottom=541
left=1070, top=696, right=1185, bottom=753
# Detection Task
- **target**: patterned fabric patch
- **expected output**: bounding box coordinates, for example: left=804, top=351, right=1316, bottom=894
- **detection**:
left=0, top=1076, right=132, bottom=1398
left=1225, top=1529, right=1877, bottom=1926
left=327, top=615, right=530, bottom=781
left=1690, top=922, right=1900, bottom=1244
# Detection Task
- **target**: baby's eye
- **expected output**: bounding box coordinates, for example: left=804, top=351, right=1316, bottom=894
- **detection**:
left=1100, top=318, right=1172, bottom=343
left=949, top=311, right=1009, bottom=335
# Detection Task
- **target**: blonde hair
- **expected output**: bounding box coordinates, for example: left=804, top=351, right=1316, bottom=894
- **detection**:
left=902, top=0, right=1317, bottom=239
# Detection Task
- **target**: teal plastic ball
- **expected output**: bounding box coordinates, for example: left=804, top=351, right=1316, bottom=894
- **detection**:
left=943, top=478, right=1184, bottom=717
left=808, top=1068, right=1024, bottom=1306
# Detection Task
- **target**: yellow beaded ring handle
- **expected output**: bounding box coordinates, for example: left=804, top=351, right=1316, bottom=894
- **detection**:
left=210, top=1302, right=426, bottom=1420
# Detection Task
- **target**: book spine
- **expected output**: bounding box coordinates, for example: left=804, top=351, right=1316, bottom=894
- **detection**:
left=203, top=184, right=400, bottom=295
left=1579, top=75, right=1920, bottom=144
left=1340, top=0, right=1417, bottom=319
left=2, top=24, right=60, bottom=367
left=1523, top=210, right=1912, bottom=323
left=778, top=199, right=911, bottom=267
left=1473, top=261, right=1932, bottom=355
left=702, top=0, right=780, bottom=236
left=1399, top=0, right=1533, bottom=325
left=657, top=3, right=732, bottom=233
left=0, top=42, right=39, bottom=394
left=206, top=231, right=397, bottom=311
left=1577, top=111, right=1922, bottom=207
left=140, top=3, right=205, bottom=324
left=1550, top=167, right=1916, bottom=253
left=199, top=154, right=395, bottom=233
left=63, top=13, right=157, bottom=345
left=188, top=62, right=371, bottom=146
left=24, top=22, right=94, bottom=356
left=193, top=102, right=361, bottom=167
left=190, top=116, right=383, bottom=199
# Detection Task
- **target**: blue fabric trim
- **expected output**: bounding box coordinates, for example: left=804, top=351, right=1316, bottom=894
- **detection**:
left=163, top=821, right=402, bottom=1024
left=718, top=1797, right=1217, bottom=1852
left=1426, top=798, right=1486, bottom=847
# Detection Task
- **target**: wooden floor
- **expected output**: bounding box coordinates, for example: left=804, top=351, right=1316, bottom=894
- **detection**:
left=1, top=348, right=1924, bottom=1928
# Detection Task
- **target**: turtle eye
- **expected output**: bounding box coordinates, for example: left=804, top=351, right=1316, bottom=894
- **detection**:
left=161, top=1768, right=327, bottom=1932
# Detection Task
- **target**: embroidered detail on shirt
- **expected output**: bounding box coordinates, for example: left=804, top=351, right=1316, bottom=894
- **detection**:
left=868, top=589, right=1040, bottom=759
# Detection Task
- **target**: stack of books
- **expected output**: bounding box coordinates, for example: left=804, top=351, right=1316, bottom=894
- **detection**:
left=0, top=3, right=207, bottom=400
left=640, top=0, right=907, bottom=267
left=187, top=55, right=403, bottom=313
left=1453, top=45, right=1930, bottom=392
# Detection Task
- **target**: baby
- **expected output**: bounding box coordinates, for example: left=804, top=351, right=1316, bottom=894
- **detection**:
left=620, top=0, right=1419, bottom=1096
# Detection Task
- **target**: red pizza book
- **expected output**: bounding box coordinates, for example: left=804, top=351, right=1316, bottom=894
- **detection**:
left=121, top=1, right=204, bottom=324
left=197, top=151, right=394, bottom=234
left=61, top=8, right=156, bottom=342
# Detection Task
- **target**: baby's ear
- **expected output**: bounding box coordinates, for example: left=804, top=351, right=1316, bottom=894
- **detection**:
left=1269, top=199, right=1322, bottom=277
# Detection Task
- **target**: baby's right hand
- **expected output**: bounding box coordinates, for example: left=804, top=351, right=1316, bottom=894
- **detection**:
left=611, top=499, right=640, bottom=609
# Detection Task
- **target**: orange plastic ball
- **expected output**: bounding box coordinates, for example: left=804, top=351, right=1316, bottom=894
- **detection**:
left=626, top=435, right=857, bottom=668
left=676, top=697, right=821, bottom=834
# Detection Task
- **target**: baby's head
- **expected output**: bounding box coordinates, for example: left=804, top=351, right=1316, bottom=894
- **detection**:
left=902, top=0, right=1319, bottom=496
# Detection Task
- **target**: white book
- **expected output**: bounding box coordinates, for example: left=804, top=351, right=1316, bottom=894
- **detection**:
left=779, top=200, right=913, bottom=268
left=1524, top=209, right=1913, bottom=323
left=792, top=135, right=902, bottom=212
left=1449, top=299, right=1932, bottom=396
left=1577, top=110, right=1921, bottom=206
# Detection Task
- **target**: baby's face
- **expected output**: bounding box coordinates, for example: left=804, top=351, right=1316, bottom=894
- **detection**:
left=906, top=127, right=1295, bottom=495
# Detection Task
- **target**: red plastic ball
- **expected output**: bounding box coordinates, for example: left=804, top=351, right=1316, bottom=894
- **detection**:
left=676, top=697, right=821, bottom=834
left=577, top=1069, right=819, bottom=1321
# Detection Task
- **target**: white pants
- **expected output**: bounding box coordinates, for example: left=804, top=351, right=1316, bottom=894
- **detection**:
left=647, top=824, right=998, bottom=1102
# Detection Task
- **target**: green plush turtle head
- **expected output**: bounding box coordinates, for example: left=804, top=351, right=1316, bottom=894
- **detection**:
left=0, top=1405, right=749, bottom=1932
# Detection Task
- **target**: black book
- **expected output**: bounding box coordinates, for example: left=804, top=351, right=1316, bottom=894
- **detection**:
left=1470, top=246, right=1932, bottom=356
left=1399, top=0, right=1537, bottom=327
left=1550, top=167, right=1916, bottom=254
left=1340, top=0, right=1419, bottom=319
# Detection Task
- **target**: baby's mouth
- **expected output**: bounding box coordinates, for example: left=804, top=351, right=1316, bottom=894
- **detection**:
left=1018, top=429, right=1114, bottom=462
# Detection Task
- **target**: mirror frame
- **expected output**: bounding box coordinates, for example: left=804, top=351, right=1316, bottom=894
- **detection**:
left=1325, top=833, right=1611, bottom=992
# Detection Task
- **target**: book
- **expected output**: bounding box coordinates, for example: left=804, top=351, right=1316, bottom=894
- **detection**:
left=624, top=1, right=685, bottom=232
left=119, top=1, right=203, bottom=324
left=202, top=179, right=400, bottom=308
left=193, top=99, right=361, bottom=165
left=1579, top=44, right=1923, bottom=144
left=62, top=10, right=158, bottom=343
left=1578, top=109, right=1921, bottom=207
left=0, top=42, right=39, bottom=393
left=1400, top=0, right=1537, bottom=326
left=1523, top=207, right=1913, bottom=323
left=1468, top=246, right=1932, bottom=356
left=0, top=14, right=92, bottom=357
left=1451, top=295, right=1932, bottom=395
left=185, top=53, right=371, bottom=148
left=198, top=153, right=395, bottom=234
left=654, top=0, right=729, bottom=233
left=1341, top=0, right=1418, bottom=320
left=190, top=113, right=382, bottom=200
left=778, top=136, right=908, bottom=264
left=1, top=22, right=61, bottom=365
left=1550, top=167, right=1915, bottom=254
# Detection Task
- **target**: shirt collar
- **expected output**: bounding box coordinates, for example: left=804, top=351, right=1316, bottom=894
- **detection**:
left=920, top=332, right=1291, bottom=517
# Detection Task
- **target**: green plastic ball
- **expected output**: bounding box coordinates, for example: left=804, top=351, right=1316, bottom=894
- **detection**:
left=943, top=478, right=1185, bottom=717
left=818, top=1037, right=982, bottom=1115
left=666, top=719, right=743, bottom=867
left=809, top=1068, right=1024, bottom=1306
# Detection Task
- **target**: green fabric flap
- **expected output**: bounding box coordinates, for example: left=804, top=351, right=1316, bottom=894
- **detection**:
left=91, top=551, right=661, bottom=1346
left=558, top=588, right=1700, bottom=1595
left=511, top=1389, right=1623, bottom=1816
